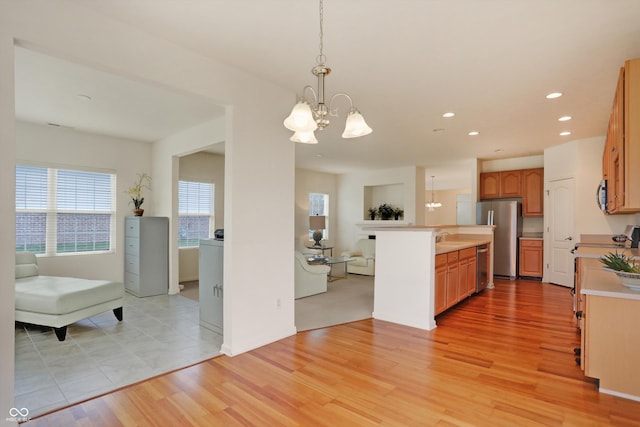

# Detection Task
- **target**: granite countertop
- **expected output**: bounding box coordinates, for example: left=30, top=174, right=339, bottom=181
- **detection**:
left=435, top=234, right=492, bottom=254
left=580, top=262, right=640, bottom=301
left=574, top=246, right=640, bottom=259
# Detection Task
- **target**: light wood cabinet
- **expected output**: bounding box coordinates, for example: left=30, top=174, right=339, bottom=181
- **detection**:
left=480, top=168, right=542, bottom=217
left=500, top=170, right=522, bottom=198
left=519, top=238, right=543, bottom=278
left=434, top=254, right=447, bottom=315
left=604, top=58, right=640, bottom=214
left=582, top=294, right=640, bottom=397
left=445, top=251, right=460, bottom=307
left=460, top=247, right=477, bottom=297
left=479, top=172, right=501, bottom=199
left=522, top=168, right=544, bottom=216
left=435, top=247, right=478, bottom=315
left=479, top=170, right=522, bottom=199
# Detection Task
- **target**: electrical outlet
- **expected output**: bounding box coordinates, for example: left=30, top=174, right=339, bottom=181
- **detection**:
left=276, top=298, right=281, bottom=309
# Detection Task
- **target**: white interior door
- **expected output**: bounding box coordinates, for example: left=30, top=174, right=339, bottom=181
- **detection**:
left=547, top=178, right=575, bottom=287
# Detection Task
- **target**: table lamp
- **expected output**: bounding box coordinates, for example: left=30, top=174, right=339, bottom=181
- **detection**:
left=309, top=215, right=326, bottom=248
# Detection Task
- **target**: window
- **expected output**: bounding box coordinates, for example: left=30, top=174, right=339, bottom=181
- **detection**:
left=308, top=192, right=329, bottom=240
left=15, top=165, right=115, bottom=255
left=178, top=180, right=214, bottom=248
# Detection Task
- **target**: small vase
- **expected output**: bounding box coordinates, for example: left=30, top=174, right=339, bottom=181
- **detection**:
left=134, top=209, right=144, bottom=217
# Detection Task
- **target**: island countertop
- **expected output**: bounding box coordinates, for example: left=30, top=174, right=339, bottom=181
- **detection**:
left=580, top=262, right=640, bottom=301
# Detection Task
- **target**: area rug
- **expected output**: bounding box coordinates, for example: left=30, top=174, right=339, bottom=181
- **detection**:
left=295, top=274, right=374, bottom=331
left=178, top=276, right=374, bottom=331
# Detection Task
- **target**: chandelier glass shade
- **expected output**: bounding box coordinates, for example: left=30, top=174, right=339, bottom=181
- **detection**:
left=283, top=0, right=372, bottom=143
left=426, top=176, right=442, bottom=211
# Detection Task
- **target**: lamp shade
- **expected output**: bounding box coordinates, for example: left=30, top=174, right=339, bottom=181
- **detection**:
left=342, top=110, right=373, bottom=138
left=309, top=215, right=326, bottom=230
left=290, top=130, right=318, bottom=144
left=284, top=101, right=318, bottom=132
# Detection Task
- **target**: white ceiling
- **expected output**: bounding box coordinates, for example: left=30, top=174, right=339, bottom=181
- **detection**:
left=14, top=0, right=640, bottom=189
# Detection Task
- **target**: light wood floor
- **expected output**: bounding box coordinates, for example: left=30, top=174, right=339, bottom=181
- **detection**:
left=28, top=279, right=640, bottom=426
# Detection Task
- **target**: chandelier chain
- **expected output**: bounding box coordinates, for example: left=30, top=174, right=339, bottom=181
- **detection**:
left=317, top=0, right=326, bottom=65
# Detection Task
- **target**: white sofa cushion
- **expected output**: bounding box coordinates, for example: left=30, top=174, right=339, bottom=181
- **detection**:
left=15, top=276, right=124, bottom=315
left=15, top=252, right=39, bottom=279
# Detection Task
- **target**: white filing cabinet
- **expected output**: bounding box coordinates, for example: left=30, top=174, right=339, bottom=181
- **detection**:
left=124, top=216, right=169, bottom=297
left=199, top=239, right=223, bottom=334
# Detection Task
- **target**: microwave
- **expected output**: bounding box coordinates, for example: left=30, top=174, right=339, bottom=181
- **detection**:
left=596, top=179, right=607, bottom=211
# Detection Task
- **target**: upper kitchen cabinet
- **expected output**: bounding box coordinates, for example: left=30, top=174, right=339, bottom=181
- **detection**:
left=479, top=172, right=501, bottom=199
left=480, top=168, right=541, bottom=216
left=480, top=170, right=522, bottom=199
left=480, top=170, right=522, bottom=200
left=604, top=58, right=640, bottom=214
left=522, top=168, right=544, bottom=216
left=500, top=170, right=522, bottom=198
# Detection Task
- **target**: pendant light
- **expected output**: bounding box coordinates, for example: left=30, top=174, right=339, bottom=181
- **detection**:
left=283, top=0, right=372, bottom=143
left=426, top=176, right=442, bottom=211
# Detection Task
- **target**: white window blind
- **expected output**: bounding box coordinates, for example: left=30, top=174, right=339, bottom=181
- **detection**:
left=15, top=165, right=115, bottom=255
left=178, top=180, right=214, bottom=248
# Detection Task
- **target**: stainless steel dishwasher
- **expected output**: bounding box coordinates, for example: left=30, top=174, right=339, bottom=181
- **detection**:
left=476, top=244, right=489, bottom=292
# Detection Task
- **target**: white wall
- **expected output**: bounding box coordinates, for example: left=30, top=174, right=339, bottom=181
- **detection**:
left=178, top=150, right=225, bottom=282
left=1, top=2, right=297, bottom=417
left=545, top=137, right=640, bottom=238
left=481, top=155, right=544, bottom=172
left=0, top=30, right=15, bottom=423
left=336, top=166, right=425, bottom=252
left=15, top=121, right=153, bottom=281
left=295, top=168, right=338, bottom=253
left=424, top=188, right=470, bottom=226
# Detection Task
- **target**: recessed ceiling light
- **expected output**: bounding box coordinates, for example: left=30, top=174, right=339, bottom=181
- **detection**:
left=315, top=154, right=324, bottom=158
left=468, top=131, right=479, bottom=136
left=546, top=92, right=563, bottom=99
left=494, top=148, right=504, bottom=153
left=560, top=131, right=572, bottom=136
left=558, top=116, right=572, bottom=121
left=432, top=128, right=445, bottom=133
left=76, top=94, right=92, bottom=101
left=442, top=112, right=455, bottom=118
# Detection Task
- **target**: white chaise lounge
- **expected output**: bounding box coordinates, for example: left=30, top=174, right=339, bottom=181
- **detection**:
left=15, top=252, right=125, bottom=341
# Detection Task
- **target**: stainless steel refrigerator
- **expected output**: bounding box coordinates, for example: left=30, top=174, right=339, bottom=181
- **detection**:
left=476, top=199, right=522, bottom=279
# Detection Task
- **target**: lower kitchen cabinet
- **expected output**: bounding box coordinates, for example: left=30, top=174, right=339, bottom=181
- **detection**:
left=435, top=254, right=448, bottom=315
left=519, top=238, right=543, bottom=278
left=461, top=247, right=477, bottom=297
left=435, top=247, right=478, bottom=315
left=445, top=251, right=460, bottom=307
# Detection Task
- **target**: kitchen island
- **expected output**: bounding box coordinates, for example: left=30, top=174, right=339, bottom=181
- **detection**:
left=578, top=252, right=640, bottom=401
left=365, top=225, right=493, bottom=331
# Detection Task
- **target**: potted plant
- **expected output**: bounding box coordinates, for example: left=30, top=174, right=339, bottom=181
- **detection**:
left=377, top=203, right=394, bottom=220
left=126, top=172, right=151, bottom=216
left=367, top=207, right=377, bottom=220
left=600, top=251, right=640, bottom=290
left=393, top=207, right=404, bottom=220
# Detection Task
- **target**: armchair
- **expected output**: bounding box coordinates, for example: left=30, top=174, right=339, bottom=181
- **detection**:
left=294, top=251, right=330, bottom=299
left=341, top=239, right=376, bottom=276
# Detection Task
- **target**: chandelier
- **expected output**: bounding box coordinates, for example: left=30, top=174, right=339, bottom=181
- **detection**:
left=426, top=176, right=442, bottom=211
left=283, top=0, right=372, bottom=144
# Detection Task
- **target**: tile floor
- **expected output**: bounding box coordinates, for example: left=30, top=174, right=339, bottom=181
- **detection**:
left=14, top=291, right=222, bottom=418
